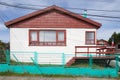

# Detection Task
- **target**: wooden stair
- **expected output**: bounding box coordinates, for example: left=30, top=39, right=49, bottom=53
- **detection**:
left=66, top=57, right=76, bottom=66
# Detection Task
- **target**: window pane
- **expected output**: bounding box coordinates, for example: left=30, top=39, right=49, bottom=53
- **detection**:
left=86, top=32, right=94, bottom=40
left=45, top=31, right=56, bottom=42
left=39, top=31, right=56, bottom=42
left=39, top=31, right=44, bottom=42
left=86, top=32, right=95, bottom=44
left=58, top=32, right=64, bottom=41
left=31, top=32, right=37, bottom=41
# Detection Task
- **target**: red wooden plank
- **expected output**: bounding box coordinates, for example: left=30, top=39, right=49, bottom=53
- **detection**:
left=75, top=46, right=115, bottom=55
left=74, top=56, right=115, bottom=59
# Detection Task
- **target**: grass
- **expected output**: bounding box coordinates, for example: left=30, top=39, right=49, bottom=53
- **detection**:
left=66, top=63, right=104, bottom=69
left=0, top=71, right=30, bottom=76
left=10, top=60, right=64, bottom=67
left=0, top=71, right=119, bottom=79
left=9, top=61, right=104, bottom=69
left=10, top=60, right=34, bottom=65
left=9, top=60, right=109, bottom=69
left=0, top=71, right=77, bottom=78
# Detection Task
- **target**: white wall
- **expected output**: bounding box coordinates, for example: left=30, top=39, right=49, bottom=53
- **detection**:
left=10, top=28, right=96, bottom=64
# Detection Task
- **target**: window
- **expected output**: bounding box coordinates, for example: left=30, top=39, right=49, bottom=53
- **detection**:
left=29, top=30, right=66, bottom=46
left=86, top=31, right=95, bottom=45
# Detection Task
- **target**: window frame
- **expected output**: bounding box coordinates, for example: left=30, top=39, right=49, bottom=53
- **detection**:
left=29, top=30, right=66, bottom=46
left=85, top=31, right=95, bottom=45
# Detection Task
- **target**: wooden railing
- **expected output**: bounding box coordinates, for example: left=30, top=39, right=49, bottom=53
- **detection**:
left=75, top=46, right=115, bottom=57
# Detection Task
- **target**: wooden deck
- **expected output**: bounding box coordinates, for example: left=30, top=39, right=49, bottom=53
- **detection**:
left=74, top=56, right=115, bottom=60
left=75, top=46, right=115, bottom=56
left=66, top=46, right=115, bottom=66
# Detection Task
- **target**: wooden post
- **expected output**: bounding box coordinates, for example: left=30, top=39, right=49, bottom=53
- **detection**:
left=87, top=47, right=89, bottom=57
left=75, top=46, right=77, bottom=57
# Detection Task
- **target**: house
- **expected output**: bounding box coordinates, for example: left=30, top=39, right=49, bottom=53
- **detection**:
left=115, top=41, right=120, bottom=53
left=5, top=5, right=102, bottom=65
left=97, top=39, right=109, bottom=46
left=116, top=41, right=120, bottom=49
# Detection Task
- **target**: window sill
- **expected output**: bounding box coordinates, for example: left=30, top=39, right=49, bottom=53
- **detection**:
left=29, top=44, right=67, bottom=46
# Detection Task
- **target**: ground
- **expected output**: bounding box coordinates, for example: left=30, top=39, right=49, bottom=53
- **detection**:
left=0, top=76, right=118, bottom=80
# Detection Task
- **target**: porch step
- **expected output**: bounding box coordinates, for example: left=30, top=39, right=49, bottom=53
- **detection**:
left=66, top=57, right=76, bottom=67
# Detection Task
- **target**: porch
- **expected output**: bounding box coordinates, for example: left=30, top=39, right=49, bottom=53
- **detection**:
left=75, top=46, right=115, bottom=57
left=66, top=46, right=115, bottom=66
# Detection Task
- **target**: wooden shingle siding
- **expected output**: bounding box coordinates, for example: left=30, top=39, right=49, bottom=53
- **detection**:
left=5, top=5, right=101, bottom=28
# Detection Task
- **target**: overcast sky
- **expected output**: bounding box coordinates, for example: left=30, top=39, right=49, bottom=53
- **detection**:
left=0, top=0, right=120, bottom=42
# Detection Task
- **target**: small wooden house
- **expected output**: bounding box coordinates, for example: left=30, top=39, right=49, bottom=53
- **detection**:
left=5, top=5, right=109, bottom=65
left=97, top=39, right=109, bottom=46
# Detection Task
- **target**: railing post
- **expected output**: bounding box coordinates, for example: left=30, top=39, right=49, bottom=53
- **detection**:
left=87, top=47, right=89, bottom=57
left=34, top=52, right=38, bottom=64
left=89, top=55, right=92, bottom=68
left=6, top=49, right=10, bottom=64
left=75, top=47, right=76, bottom=57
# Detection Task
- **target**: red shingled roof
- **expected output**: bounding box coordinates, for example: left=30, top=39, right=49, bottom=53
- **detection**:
left=5, top=5, right=101, bottom=28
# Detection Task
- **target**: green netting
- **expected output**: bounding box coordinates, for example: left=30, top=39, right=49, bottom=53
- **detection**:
left=0, top=64, right=118, bottom=77
left=0, top=50, right=119, bottom=77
